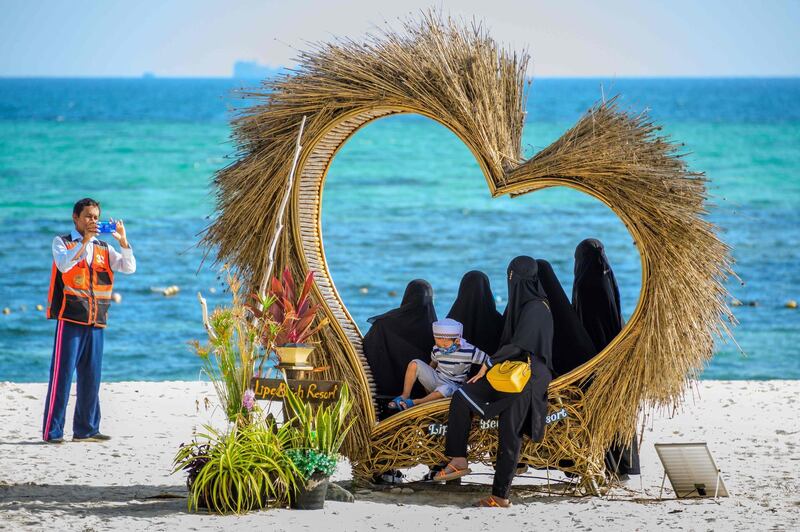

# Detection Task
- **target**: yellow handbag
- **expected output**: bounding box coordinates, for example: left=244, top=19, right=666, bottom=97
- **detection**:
left=486, top=357, right=531, bottom=393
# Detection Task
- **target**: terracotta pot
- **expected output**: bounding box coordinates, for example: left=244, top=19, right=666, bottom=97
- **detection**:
left=275, top=344, right=315, bottom=365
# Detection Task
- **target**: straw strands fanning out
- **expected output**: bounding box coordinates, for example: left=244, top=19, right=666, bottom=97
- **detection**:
left=201, top=10, right=734, bottom=486
left=205, top=11, right=527, bottom=288
left=500, top=99, right=736, bottom=467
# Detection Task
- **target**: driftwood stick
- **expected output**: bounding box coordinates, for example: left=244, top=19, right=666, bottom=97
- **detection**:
left=197, top=291, right=217, bottom=341
left=258, top=115, right=307, bottom=308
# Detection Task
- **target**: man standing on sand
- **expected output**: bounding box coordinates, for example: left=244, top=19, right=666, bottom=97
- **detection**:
left=42, top=198, right=136, bottom=443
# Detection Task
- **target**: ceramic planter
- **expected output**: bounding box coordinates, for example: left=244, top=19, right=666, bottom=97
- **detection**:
left=275, top=343, right=315, bottom=365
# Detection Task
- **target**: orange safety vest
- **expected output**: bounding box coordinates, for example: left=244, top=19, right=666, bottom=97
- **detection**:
left=47, top=234, right=115, bottom=327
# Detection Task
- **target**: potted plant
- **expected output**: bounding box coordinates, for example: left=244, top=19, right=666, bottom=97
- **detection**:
left=173, top=417, right=300, bottom=513
left=191, top=273, right=273, bottom=425
left=283, top=379, right=354, bottom=510
left=251, top=267, right=329, bottom=366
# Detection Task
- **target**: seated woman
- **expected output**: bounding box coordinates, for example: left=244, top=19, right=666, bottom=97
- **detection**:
left=447, top=270, right=504, bottom=355
left=435, top=256, right=554, bottom=507
left=535, top=259, right=597, bottom=376
left=572, top=239, right=623, bottom=352
left=389, top=318, right=489, bottom=410
left=362, top=279, right=438, bottom=416
left=572, top=238, right=640, bottom=479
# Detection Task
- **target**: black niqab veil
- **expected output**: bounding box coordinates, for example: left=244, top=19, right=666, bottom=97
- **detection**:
left=458, top=256, right=552, bottom=441
left=362, top=279, right=437, bottom=399
left=500, top=256, right=552, bottom=371
left=572, top=239, right=623, bottom=352
left=535, top=259, right=598, bottom=376
left=571, top=240, right=640, bottom=476
left=446, top=271, right=504, bottom=355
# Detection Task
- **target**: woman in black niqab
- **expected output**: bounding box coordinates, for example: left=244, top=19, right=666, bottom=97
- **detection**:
left=572, top=239, right=623, bottom=352
left=571, top=239, right=640, bottom=477
left=535, top=259, right=597, bottom=376
left=437, top=256, right=554, bottom=507
left=362, top=279, right=437, bottom=405
left=447, top=270, right=504, bottom=355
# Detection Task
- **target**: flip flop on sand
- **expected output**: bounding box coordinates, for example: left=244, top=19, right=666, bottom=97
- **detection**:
left=433, top=462, right=471, bottom=482
left=473, top=496, right=511, bottom=508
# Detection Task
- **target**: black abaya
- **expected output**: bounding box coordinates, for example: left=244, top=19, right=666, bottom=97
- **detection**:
left=445, top=257, right=554, bottom=499
left=571, top=239, right=640, bottom=476
left=572, top=239, right=624, bottom=353
left=446, top=270, right=504, bottom=355
left=535, top=259, right=597, bottom=376
left=362, top=279, right=437, bottom=400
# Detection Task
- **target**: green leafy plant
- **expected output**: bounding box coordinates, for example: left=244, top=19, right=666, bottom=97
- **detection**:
left=283, top=380, right=355, bottom=483
left=192, top=273, right=276, bottom=423
left=251, top=268, right=329, bottom=347
left=286, top=448, right=338, bottom=479
left=172, top=417, right=300, bottom=514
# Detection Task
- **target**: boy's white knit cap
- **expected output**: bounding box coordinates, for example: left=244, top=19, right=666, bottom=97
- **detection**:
left=432, top=318, right=463, bottom=338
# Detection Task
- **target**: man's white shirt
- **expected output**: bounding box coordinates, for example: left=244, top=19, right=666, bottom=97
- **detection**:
left=52, top=229, right=136, bottom=274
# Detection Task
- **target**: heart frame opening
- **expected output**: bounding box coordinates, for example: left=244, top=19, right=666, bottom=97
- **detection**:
left=294, top=105, right=648, bottom=413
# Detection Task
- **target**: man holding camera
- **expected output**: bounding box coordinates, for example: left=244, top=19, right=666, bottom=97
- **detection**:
left=42, top=198, right=136, bottom=443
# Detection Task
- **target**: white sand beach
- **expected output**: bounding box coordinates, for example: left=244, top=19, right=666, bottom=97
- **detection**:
left=1, top=380, right=797, bottom=531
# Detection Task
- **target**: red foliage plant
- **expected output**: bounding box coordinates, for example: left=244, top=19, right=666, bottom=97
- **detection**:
left=259, top=268, right=329, bottom=346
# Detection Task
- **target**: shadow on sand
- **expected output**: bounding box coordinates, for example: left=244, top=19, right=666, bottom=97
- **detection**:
left=0, top=483, right=188, bottom=519
left=0, top=476, right=581, bottom=521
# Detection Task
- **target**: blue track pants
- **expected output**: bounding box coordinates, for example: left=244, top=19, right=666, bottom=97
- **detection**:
left=42, top=320, right=104, bottom=441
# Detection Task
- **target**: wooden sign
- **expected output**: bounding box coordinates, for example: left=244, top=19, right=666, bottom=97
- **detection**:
left=250, top=378, right=342, bottom=404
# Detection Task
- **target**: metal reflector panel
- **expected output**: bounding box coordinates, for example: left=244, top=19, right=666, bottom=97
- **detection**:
left=655, top=442, right=729, bottom=498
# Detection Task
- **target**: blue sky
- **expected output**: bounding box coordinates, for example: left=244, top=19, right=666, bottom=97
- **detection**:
left=1, top=0, right=798, bottom=77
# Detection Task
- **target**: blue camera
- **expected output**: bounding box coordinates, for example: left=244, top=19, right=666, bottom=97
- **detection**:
left=97, top=221, right=117, bottom=234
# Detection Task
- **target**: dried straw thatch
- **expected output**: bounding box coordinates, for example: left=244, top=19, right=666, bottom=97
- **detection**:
left=498, top=98, right=736, bottom=487
left=202, top=12, right=734, bottom=489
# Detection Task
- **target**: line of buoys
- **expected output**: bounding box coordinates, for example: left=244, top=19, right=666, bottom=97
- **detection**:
left=1, top=293, right=796, bottom=317
left=731, top=298, right=758, bottom=307
left=162, top=285, right=180, bottom=297
left=150, top=285, right=180, bottom=297
left=1, top=300, right=124, bottom=314
left=730, top=298, right=797, bottom=308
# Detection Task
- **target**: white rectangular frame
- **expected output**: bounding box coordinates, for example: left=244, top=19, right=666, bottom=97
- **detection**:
left=655, top=442, right=729, bottom=499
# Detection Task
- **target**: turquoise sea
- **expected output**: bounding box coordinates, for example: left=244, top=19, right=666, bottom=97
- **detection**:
left=0, top=78, right=798, bottom=381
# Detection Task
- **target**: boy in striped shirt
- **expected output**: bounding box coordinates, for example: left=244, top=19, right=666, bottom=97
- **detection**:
left=389, top=318, right=488, bottom=410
